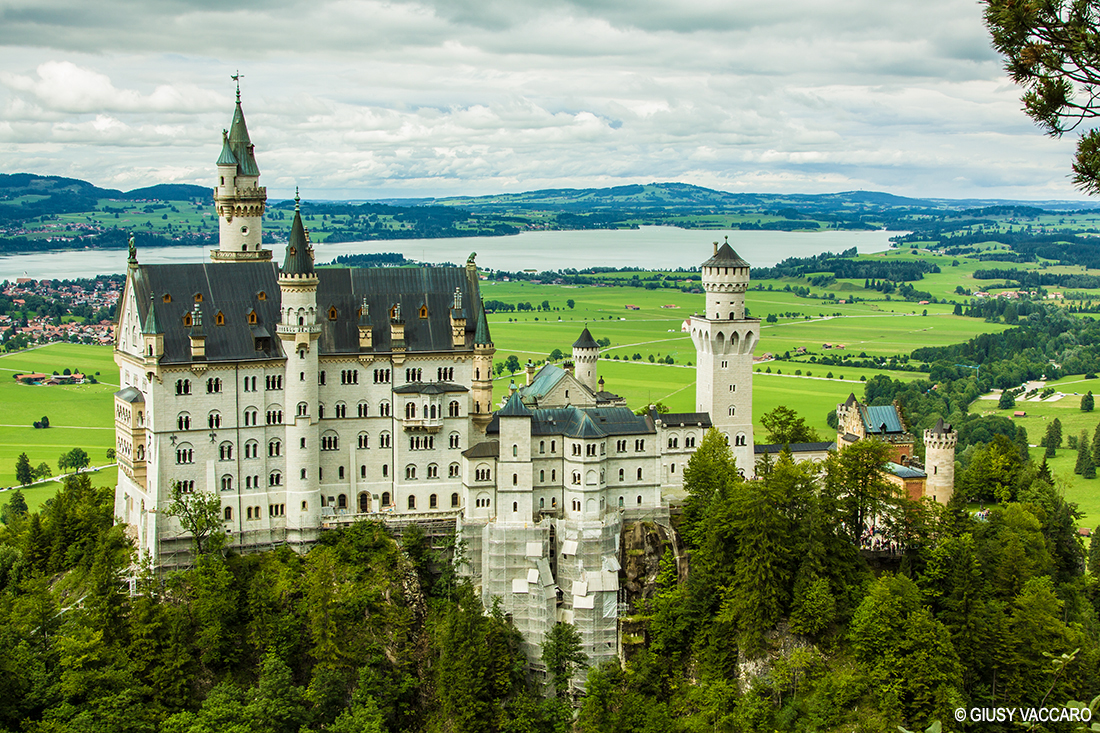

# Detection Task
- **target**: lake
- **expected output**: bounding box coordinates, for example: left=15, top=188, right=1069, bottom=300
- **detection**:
left=0, top=226, right=900, bottom=280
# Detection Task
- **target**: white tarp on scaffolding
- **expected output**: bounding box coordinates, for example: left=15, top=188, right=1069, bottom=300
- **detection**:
left=574, top=593, right=595, bottom=609
left=512, top=578, right=529, bottom=593
left=527, top=568, right=540, bottom=584
left=525, top=541, right=542, bottom=557
left=572, top=580, right=588, bottom=596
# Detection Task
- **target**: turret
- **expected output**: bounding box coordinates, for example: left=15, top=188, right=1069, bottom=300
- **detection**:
left=211, top=80, right=270, bottom=262
left=688, top=238, right=757, bottom=475
left=923, top=418, right=958, bottom=504
left=142, top=293, right=164, bottom=368
left=276, top=190, right=320, bottom=543
left=572, top=326, right=599, bottom=393
left=472, top=299, right=495, bottom=433
left=701, top=236, right=750, bottom=321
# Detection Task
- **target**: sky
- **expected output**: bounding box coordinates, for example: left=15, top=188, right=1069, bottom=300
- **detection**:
left=0, top=0, right=1087, bottom=202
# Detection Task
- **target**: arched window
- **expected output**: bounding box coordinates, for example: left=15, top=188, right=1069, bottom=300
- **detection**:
left=357, top=401, right=369, bottom=417
left=358, top=432, right=369, bottom=449
left=359, top=492, right=370, bottom=512
left=268, top=440, right=281, bottom=457
left=224, top=506, right=233, bottom=520
left=513, top=444, right=518, bottom=457
left=405, top=402, right=416, bottom=419
left=430, top=493, right=438, bottom=509
left=382, top=492, right=391, bottom=507
left=512, top=501, right=518, bottom=513
left=407, top=495, right=416, bottom=510
left=321, top=432, right=339, bottom=451
left=175, top=444, right=194, bottom=464
left=177, top=412, right=191, bottom=431
left=269, top=471, right=282, bottom=486
left=540, top=470, right=545, bottom=482
left=245, top=440, right=258, bottom=459
left=379, top=431, right=391, bottom=448
left=335, top=402, right=347, bottom=418
left=405, top=465, right=417, bottom=480
left=208, top=411, right=221, bottom=429
left=427, top=463, right=439, bottom=478
left=619, top=468, right=625, bottom=481
left=513, top=473, right=518, bottom=486
left=338, top=494, right=347, bottom=509
left=637, top=467, right=643, bottom=480
left=451, top=492, right=460, bottom=507
left=221, top=475, right=233, bottom=491
left=219, top=442, right=233, bottom=460
left=448, top=400, right=460, bottom=417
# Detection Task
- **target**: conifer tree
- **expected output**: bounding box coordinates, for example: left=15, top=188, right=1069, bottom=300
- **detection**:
left=1083, top=391, right=1095, bottom=412
left=1076, top=430, right=1092, bottom=475
left=14, top=452, right=32, bottom=486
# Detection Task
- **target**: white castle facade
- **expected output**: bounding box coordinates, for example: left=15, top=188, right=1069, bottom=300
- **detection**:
left=111, top=90, right=768, bottom=670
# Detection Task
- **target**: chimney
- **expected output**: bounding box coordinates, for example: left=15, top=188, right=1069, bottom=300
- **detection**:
left=389, top=302, right=405, bottom=354
left=713, top=240, right=719, bottom=255
left=189, top=305, right=205, bottom=361
left=450, top=287, right=466, bottom=348
left=525, top=360, right=535, bottom=385
left=357, top=297, right=373, bottom=351
left=564, top=360, right=574, bottom=377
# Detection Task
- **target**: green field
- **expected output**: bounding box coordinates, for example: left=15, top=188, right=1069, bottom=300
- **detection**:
left=970, top=382, right=1100, bottom=525
left=0, top=344, right=119, bottom=505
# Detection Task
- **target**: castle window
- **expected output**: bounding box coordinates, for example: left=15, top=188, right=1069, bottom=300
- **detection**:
left=257, top=291, right=266, bottom=301
left=419, top=305, right=428, bottom=319
left=430, top=493, right=438, bottom=509
left=382, top=491, right=391, bottom=507
left=728, top=407, right=735, bottom=416
left=408, top=495, right=416, bottom=510
left=194, top=293, right=203, bottom=303
left=224, top=506, right=232, bottom=521
left=406, top=465, right=417, bottom=480
left=735, top=434, right=747, bottom=447
left=619, top=468, right=624, bottom=481
left=215, top=311, right=225, bottom=326
left=177, top=413, right=191, bottom=431
left=449, top=463, right=460, bottom=478
left=182, top=313, right=192, bottom=327
left=512, top=502, right=518, bottom=513
left=221, top=475, right=233, bottom=491
left=513, top=473, right=518, bottom=486
left=328, top=306, right=338, bottom=321
left=449, top=400, right=460, bottom=417
left=176, top=378, right=191, bottom=395
left=637, top=467, right=643, bottom=480
left=219, top=442, right=233, bottom=460
left=248, top=310, right=257, bottom=325
left=539, top=441, right=545, bottom=454
left=163, top=294, right=172, bottom=303
left=358, top=432, right=369, bottom=449
left=451, top=492, right=459, bottom=507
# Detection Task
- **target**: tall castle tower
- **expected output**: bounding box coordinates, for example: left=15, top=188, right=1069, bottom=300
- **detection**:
left=572, top=327, right=599, bottom=393
left=276, top=193, right=320, bottom=543
left=688, top=238, right=757, bottom=474
left=923, top=418, right=957, bottom=504
left=211, top=81, right=271, bottom=262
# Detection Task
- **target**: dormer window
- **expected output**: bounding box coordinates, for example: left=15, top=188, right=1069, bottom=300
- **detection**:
left=183, top=312, right=193, bottom=327
left=328, top=306, right=338, bottom=321
left=194, top=293, right=203, bottom=303
left=162, top=294, right=172, bottom=303
left=289, top=247, right=297, bottom=256
left=419, top=305, right=428, bottom=319
left=215, top=311, right=225, bottom=326
left=257, top=291, right=267, bottom=301
left=248, top=310, right=258, bottom=325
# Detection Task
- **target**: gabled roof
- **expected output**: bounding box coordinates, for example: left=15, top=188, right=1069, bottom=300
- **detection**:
left=860, top=404, right=905, bottom=434
left=573, top=327, right=598, bottom=349
left=499, top=392, right=533, bottom=417
left=487, top=404, right=653, bottom=438
left=843, top=392, right=858, bottom=408
left=701, top=240, right=750, bottom=268
left=520, top=364, right=568, bottom=403
left=216, top=131, right=238, bottom=167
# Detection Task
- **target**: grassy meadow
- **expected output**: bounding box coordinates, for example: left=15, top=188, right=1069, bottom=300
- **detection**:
left=0, top=344, right=118, bottom=509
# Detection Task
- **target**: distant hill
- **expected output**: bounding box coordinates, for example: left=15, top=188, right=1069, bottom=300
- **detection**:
left=122, top=184, right=211, bottom=202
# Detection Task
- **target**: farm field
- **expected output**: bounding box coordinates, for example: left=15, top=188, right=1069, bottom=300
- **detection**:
left=971, top=383, right=1100, bottom=525
left=0, top=343, right=118, bottom=492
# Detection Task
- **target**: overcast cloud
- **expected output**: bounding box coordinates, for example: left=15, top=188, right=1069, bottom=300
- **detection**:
left=0, top=0, right=1084, bottom=200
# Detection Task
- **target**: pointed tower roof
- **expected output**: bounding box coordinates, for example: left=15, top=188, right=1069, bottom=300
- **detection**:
left=216, top=129, right=238, bottom=166
left=499, top=391, right=532, bottom=417
left=142, top=294, right=160, bottom=335
left=281, top=190, right=314, bottom=277
left=227, top=88, right=260, bottom=177
left=474, top=300, right=492, bottom=346
left=702, top=237, right=750, bottom=268
left=573, top=326, right=598, bottom=349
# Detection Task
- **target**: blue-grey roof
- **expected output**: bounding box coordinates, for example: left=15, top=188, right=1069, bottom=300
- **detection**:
left=573, top=327, right=599, bottom=349
left=885, top=461, right=926, bottom=479
left=393, top=382, right=469, bottom=395
left=860, top=404, right=905, bottom=434
left=281, top=206, right=314, bottom=276
left=227, top=100, right=260, bottom=176
left=754, top=441, right=836, bottom=455
left=115, top=386, right=144, bottom=404
left=701, top=241, right=750, bottom=269
left=125, top=259, right=485, bottom=363
left=653, top=410, right=712, bottom=428
left=519, top=364, right=567, bottom=404
left=499, top=392, right=533, bottom=417
left=463, top=440, right=500, bottom=459
left=216, top=132, right=238, bottom=167
left=487, top=404, right=653, bottom=438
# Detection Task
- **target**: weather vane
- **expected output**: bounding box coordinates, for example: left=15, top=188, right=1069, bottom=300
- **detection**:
left=231, top=71, right=243, bottom=101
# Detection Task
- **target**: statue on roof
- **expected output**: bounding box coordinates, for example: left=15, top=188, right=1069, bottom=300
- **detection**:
left=127, top=234, right=137, bottom=264
left=467, top=252, right=477, bottom=266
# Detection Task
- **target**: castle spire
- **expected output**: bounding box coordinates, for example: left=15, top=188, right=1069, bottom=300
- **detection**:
left=281, top=188, right=314, bottom=277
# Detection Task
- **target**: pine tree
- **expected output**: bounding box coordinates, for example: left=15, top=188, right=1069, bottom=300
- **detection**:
left=1052, top=417, right=1063, bottom=448
left=14, top=452, right=32, bottom=486
left=1089, top=532, right=1100, bottom=576
left=1083, top=391, right=1095, bottom=412
left=1075, top=430, right=1091, bottom=475
left=1092, top=424, right=1100, bottom=466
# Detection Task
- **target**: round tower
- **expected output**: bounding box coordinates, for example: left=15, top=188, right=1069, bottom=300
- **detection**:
left=276, top=191, right=320, bottom=544
left=572, top=326, right=600, bottom=393
left=688, top=237, right=757, bottom=475
left=702, top=236, right=750, bottom=321
left=923, top=418, right=957, bottom=504
left=211, top=81, right=270, bottom=262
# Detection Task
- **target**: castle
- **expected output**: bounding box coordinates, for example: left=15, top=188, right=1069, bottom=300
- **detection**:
left=112, top=87, right=953, bottom=672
